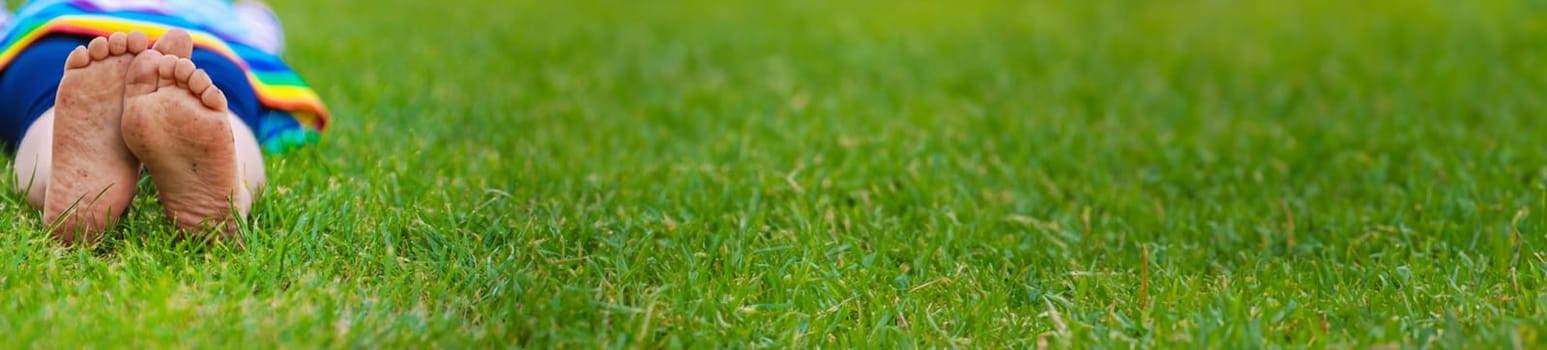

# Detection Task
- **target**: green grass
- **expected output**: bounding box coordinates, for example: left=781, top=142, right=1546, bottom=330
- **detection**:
left=3, top=0, right=1547, bottom=347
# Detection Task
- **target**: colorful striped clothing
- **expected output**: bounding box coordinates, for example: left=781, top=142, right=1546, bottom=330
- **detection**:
left=0, top=0, right=328, bottom=152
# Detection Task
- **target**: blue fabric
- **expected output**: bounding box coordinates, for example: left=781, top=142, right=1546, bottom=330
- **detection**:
left=0, top=34, right=267, bottom=150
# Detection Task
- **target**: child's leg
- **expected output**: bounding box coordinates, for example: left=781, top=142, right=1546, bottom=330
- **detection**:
left=5, top=30, right=264, bottom=243
left=229, top=112, right=267, bottom=195
left=14, top=109, right=53, bottom=207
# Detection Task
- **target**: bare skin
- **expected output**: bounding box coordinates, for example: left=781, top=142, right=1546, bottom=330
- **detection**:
left=12, top=29, right=268, bottom=245
left=122, top=31, right=256, bottom=242
left=40, top=32, right=148, bottom=244
left=14, top=110, right=52, bottom=207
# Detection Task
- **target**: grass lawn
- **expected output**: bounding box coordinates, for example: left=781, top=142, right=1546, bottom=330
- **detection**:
left=3, top=0, right=1547, bottom=347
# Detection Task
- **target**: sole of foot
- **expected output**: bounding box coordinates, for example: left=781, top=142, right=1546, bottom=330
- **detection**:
left=44, top=31, right=148, bottom=245
left=121, top=30, right=250, bottom=244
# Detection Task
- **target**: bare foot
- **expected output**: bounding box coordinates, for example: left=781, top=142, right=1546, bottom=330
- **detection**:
left=44, top=32, right=149, bottom=244
left=122, top=32, right=250, bottom=242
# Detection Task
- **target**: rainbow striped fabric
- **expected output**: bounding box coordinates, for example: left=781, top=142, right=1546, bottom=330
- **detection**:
left=0, top=1, right=328, bottom=153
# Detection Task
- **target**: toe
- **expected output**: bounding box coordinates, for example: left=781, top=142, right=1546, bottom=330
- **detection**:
left=64, top=46, right=90, bottom=69
left=87, top=37, right=109, bottom=60
left=152, top=29, right=194, bottom=59
left=174, top=59, right=197, bottom=87
left=200, top=86, right=227, bottom=111
left=108, top=32, right=127, bottom=55
left=127, top=31, right=148, bottom=54
left=189, top=69, right=228, bottom=111
left=188, top=69, right=213, bottom=94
